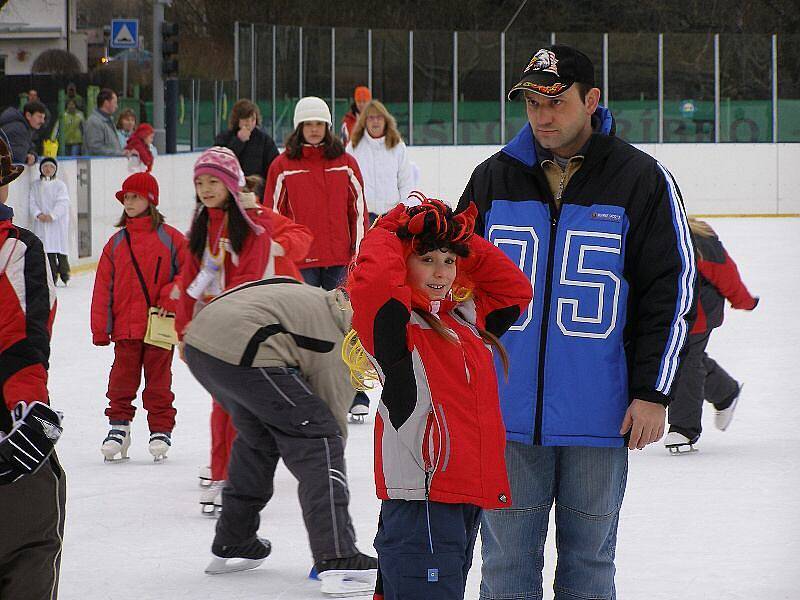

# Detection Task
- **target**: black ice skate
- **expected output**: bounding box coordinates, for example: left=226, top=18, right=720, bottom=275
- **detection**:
left=101, top=421, right=131, bottom=462
left=205, top=537, right=272, bottom=575
left=664, top=431, right=698, bottom=454
left=148, top=432, right=171, bottom=462
left=315, top=552, right=378, bottom=597
left=348, top=392, right=370, bottom=424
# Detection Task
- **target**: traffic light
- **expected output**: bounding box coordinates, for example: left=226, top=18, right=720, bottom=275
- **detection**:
left=161, top=21, right=179, bottom=77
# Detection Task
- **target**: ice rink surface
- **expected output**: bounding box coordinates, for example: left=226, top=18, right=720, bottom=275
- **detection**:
left=52, top=218, right=799, bottom=599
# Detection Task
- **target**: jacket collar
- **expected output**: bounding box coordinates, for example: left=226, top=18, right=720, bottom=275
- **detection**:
left=501, top=105, right=615, bottom=168
left=124, top=214, right=153, bottom=231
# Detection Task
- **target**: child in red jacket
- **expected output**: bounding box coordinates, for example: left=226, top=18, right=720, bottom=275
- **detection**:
left=125, top=123, right=155, bottom=172
left=665, top=218, right=759, bottom=453
left=347, top=196, right=532, bottom=600
left=91, top=172, right=187, bottom=462
left=176, top=147, right=273, bottom=514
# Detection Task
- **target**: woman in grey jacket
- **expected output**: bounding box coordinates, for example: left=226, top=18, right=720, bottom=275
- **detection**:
left=182, top=276, right=377, bottom=597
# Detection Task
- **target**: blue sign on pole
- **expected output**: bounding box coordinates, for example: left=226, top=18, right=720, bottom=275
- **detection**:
left=111, top=19, right=139, bottom=49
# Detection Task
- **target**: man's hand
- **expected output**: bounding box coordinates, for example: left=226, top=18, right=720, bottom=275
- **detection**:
left=619, top=398, right=665, bottom=450
left=26, top=154, right=36, bottom=165
left=236, top=126, right=252, bottom=143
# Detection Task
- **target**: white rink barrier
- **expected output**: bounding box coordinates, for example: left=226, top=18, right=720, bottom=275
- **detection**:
left=5, top=143, right=799, bottom=267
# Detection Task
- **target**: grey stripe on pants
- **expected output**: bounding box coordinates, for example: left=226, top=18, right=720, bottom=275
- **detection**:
left=668, top=331, right=739, bottom=440
left=185, top=345, right=358, bottom=562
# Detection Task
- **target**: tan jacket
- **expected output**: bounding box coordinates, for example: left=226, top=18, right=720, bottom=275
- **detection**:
left=541, top=155, right=584, bottom=208
left=183, top=277, right=355, bottom=434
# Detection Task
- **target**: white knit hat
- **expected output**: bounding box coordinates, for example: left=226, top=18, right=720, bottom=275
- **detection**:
left=293, top=96, right=332, bottom=129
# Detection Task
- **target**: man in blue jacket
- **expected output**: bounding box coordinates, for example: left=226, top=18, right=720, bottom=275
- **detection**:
left=458, top=45, right=696, bottom=599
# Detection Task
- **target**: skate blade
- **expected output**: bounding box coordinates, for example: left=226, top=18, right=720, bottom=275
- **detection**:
left=348, top=415, right=367, bottom=424
left=103, top=456, right=130, bottom=463
left=318, top=569, right=377, bottom=597
left=205, top=555, right=265, bottom=575
left=152, top=455, right=168, bottom=463
left=667, top=445, right=697, bottom=454
left=199, top=478, right=213, bottom=488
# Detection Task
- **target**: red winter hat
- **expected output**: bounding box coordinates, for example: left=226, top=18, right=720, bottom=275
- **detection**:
left=354, top=86, right=371, bottom=103
left=134, top=123, right=154, bottom=138
left=115, top=172, right=159, bottom=206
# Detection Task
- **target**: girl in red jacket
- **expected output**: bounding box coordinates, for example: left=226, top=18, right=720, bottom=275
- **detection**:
left=665, top=219, right=759, bottom=453
left=91, top=172, right=187, bottom=462
left=265, top=96, right=368, bottom=291
left=125, top=123, right=155, bottom=172
left=346, top=196, right=532, bottom=600
left=176, top=146, right=272, bottom=514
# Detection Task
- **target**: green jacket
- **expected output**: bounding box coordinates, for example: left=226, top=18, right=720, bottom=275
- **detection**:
left=61, top=111, right=84, bottom=145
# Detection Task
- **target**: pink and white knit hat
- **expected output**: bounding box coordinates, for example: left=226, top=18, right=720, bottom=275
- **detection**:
left=193, top=146, right=265, bottom=235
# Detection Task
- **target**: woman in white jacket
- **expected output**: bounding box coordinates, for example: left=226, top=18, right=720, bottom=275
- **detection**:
left=346, top=100, right=415, bottom=222
left=29, top=157, right=71, bottom=284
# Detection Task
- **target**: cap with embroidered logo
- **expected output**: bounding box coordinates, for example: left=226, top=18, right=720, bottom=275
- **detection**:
left=508, top=45, right=595, bottom=100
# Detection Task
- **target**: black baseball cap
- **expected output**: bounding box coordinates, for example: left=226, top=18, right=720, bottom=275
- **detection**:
left=508, top=45, right=596, bottom=100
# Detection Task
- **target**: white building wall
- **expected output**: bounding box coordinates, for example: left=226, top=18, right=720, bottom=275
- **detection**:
left=4, top=144, right=799, bottom=267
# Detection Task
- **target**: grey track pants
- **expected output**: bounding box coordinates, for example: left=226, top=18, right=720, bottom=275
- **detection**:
left=668, top=332, right=739, bottom=440
left=185, top=345, right=358, bottom=562
left=0, top=453, right=66, bottom=600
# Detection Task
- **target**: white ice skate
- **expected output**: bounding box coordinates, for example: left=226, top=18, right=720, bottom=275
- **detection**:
left=715, top=384, right=742, bottom=431
left=148, top=432, right=171, bottom=462
left=348, top=403, right=369, bottom=424
left=101, top=422, right=131, bottom=462
left=316, top=553, right=378, bottom=597
left=200, top=480, right=224, bottom=516
left=664, top=431, right=698, bottom=454
left=205, top=537, right=271, bottom=575
left=198, top=465, right=213, bottom=488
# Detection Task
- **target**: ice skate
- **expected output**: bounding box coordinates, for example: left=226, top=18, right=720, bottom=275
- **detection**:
left=664, top=431, right=698, bottom=454
left=148, top=432, right=171, bottom=462
left=198, top=465, right=212, bottom=488
left=715, top=384, right=742, bottom=431
left=200, top=480, right=224, bottom=516
left=101, top=421, right=131, bottom=462
left=315, top=552, right=378, bottom=597
left=348, top=392, right=370, bottom=424
left=205, top=537, right=271, bottom=574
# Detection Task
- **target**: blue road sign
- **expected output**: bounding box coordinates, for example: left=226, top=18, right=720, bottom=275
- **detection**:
left=111, top=19, right=139, bottom=49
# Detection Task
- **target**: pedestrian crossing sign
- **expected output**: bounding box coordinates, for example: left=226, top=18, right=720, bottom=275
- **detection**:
left=111, top=19, right=139, bottom=49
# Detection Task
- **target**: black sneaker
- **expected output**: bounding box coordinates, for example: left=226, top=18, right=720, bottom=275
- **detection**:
left=314, top=552, right=377, bottom=574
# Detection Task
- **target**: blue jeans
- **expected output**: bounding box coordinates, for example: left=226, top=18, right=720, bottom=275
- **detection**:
left=300, top=265, right=347, bottom=291
left=480, top=443, right=628, bottom=600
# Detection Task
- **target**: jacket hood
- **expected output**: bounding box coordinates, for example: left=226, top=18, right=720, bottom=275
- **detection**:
left=501, top=105, right=615, bottom=168
left=326, top=289, right=353, bottom=335
left=0, top=107, right=27, bottom=129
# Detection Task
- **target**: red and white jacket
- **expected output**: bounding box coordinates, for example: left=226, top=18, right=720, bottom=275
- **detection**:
left=265, top=210, right=313, bottom=281
left=0, top=219, right=56, bottom=418
left=691, top=232, right=758, bottom=335
left=265, top=146, right=368, bottom=269
left=349, top=227, right=533, bottom=509
left=176, top=205, right=272, bottom=339
left=91, top=216, right=187, bottom=345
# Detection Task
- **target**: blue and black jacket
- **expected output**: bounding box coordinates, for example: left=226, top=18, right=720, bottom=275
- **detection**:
left=457, top=107, right=696, bottom=448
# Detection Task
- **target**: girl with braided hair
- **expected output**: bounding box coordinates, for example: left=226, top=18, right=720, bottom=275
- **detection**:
left=346, top=194, right=532, bottom=600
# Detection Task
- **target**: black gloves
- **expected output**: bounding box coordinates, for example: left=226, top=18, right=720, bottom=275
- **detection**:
left=0, top=401, right=63, bottom=485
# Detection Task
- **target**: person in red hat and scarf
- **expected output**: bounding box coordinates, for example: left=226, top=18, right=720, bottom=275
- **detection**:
left=125, top=123, right=156, bottom=172
left=346, top=195, right=533, bottom=600
left=91, top=171, right=187, bottom=463
left=175, top=146, right=272, bottom=515
left=340, top=85, right=372, bottom=146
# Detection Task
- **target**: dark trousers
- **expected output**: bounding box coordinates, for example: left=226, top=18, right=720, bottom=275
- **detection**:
left=184, top=345, right=358, bottom=562
left=300, top=265, right=347, bottom=291
left=374, top=500, right=481, bottom=600
left=105, top=340, right=176, bottom=433
left=47, top=253, right=70, bottom=284
left=668, top=331, right=740, bottom=440
left=0, top=453, right=66, bottom=600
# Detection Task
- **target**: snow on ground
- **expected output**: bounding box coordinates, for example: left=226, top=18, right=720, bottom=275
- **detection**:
left=53, top=218, right=799, bottom=599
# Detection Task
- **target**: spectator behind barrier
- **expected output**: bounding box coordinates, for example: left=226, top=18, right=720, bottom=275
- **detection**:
left=214, top=99, right=279, bottom=178
left=83, top=88, right=123, bottom=156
